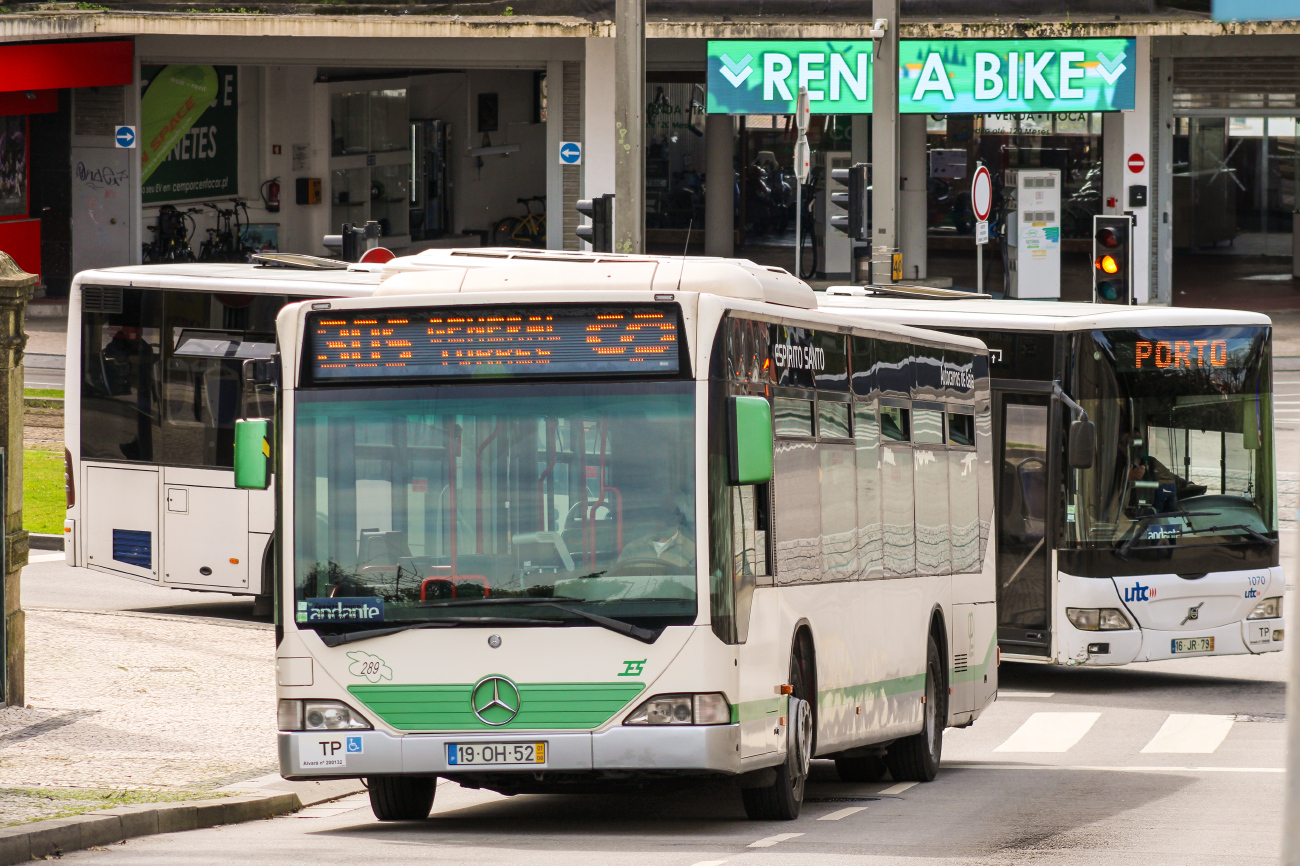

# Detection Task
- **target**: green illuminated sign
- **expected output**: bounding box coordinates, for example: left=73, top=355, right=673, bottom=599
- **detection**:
left=707, top=38, right=1136, bottom=115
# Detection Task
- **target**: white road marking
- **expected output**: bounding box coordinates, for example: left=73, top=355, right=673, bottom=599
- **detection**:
left=748, top=833, right=804, bottom=848
left=944, top=762, right=1281, bottom=773
left=689, top=861, right=728, bottom=866
left=818, top=806, right=867, bottom=820
left=993, top=712, right=1101, bottom=753
left=999, top=691, right=1055, bottom=698
left=879, top=781, right=917, bottom=795
left=27, top=552, right=65, bottom=563
left=1140, top=714, right=1236, bottom=754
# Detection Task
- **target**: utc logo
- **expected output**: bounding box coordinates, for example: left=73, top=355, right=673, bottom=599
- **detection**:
left=1124, top=581, right=1151, bottom=603
left=1245, top=588, right=1260, bottom=599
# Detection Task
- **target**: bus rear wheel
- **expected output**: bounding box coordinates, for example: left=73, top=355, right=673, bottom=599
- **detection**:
left=741, top=647, right=813, bottom=821
left=367, top=775, right=436, bottom=821
left=884, top=635, right=945, bottom=782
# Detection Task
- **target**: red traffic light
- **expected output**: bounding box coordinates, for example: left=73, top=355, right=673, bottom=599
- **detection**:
left=1095, top=228, right=1120, bottom=248
left=1095, top=254, right=1120, bottom=275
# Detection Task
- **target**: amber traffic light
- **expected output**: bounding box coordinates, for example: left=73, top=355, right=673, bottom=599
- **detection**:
left=1096, top=254, right=1120, bottom=275
left=1092, top=216, right=1132, bottom=305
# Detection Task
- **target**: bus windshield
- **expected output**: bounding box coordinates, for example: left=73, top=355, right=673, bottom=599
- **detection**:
left=1069, top=326, right=1275, bottom=553
left=292, top=381, right=697, bottom=632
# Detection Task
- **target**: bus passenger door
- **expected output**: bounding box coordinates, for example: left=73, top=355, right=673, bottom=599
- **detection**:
left=994, top=392, right=1054, bottom=656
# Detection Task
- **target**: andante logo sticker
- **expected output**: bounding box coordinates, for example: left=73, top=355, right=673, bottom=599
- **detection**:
left=298, top=598, right=384, bottom=623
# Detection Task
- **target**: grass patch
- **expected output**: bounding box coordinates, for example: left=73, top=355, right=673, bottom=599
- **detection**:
left=23, top=450, right=64, bottom=534
left=0, top=787, right=229, bottom=828
left=23, top=389, right=62, bottom=399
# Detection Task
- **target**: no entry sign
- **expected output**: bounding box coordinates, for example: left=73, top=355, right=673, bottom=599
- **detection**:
left=1128, top=153, right=1145, bottom=173
left=971, top=165, right=993, bottom=222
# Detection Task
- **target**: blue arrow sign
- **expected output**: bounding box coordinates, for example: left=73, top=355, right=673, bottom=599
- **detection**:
left=559, top=141, right=582, bottom=165
left=114, top=125, right=136, bottom=149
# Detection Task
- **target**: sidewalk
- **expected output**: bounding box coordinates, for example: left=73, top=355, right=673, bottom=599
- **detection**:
left=0, top=604, right=361, bottom=829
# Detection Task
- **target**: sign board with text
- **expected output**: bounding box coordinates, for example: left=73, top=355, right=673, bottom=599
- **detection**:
left=707, top=38, right=1136, bottom=115
left=141, top=65, right=239, bottom=204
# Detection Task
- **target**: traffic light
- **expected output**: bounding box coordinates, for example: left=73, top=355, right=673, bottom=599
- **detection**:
left=575, top=194, right=614, bottom=253
left=1093, top=215, right=1133, bottom=304
left=829, top=163, right=870, bottom=240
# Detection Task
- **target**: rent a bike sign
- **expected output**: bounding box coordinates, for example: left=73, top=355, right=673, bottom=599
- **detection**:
left=706, top=38, right=1136, bottom=115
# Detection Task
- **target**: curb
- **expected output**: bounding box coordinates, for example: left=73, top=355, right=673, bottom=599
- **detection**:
left=29, top=533, right=63, bottom=551
left=0, top=787, right=357, bottom=864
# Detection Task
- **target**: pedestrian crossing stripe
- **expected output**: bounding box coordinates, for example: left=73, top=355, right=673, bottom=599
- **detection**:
left=992, top=712, right=1249, bottom=755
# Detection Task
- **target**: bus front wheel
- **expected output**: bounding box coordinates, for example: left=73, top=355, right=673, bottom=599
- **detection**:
left=741, top=646, right=812, bottom=821
left=367, top=775, right=436, bottom=821
left=884, top=635, right=945, bottom=782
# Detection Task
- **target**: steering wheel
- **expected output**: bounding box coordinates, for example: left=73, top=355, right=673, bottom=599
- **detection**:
left=562, top=500, right=611, bottom=530
left=604, top=556, right=681, bottom=577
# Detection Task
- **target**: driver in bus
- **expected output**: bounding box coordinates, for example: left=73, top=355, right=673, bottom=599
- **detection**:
left=616, top=494, right=695, bottom=570
left=1119, top=429, right=1207, bottom=515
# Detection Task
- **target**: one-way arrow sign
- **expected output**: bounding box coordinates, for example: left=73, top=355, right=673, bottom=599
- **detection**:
left=559, top=141, right=582, bottom=165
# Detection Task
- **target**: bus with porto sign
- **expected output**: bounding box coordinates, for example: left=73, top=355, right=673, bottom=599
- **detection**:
left=244, top=248, right=998, bottom=821
left=821, top=287, right=1283, bottom=668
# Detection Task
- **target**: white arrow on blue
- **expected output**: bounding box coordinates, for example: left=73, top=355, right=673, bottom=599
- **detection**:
left=114, top=125, right=136, bottom=149
left=559, top=141, right=582, bottom=165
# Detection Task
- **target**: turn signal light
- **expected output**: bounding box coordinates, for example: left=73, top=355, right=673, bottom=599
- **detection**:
left=1096, top=254, right=1120, bottom=275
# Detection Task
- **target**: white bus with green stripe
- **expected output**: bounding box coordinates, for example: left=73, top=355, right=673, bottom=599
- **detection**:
left=249, top=249, right=998, bottom=822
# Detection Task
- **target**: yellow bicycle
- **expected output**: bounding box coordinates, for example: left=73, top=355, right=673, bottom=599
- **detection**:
left=490, top=195, right=547, bottom=248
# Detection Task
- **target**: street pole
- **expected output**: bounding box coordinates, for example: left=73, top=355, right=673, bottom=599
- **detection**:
left=793, top=88, right=810, bottom=281
left=613, top=0, right=644, bottom=255
left=870, top=0, right=899, bottom=284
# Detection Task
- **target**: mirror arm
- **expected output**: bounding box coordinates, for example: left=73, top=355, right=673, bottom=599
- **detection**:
left=1053, top=383, right=1088, bottom=424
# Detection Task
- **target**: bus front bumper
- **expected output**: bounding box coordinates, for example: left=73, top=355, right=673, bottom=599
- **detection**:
left=279, top=724, right=742, bottom=779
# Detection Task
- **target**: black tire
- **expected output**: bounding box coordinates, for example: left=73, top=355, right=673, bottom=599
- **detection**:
left=834, top=754, right=888, bottom=783
left=742, top=642, right=813, bottom=821
left=885, top=635, right=945, bottom=782
left=367, top=775, right=436, bottom=821
left=491, top=217, right=521, bottom=247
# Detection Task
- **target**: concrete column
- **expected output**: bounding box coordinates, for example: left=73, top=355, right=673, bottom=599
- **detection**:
left=851, top=115, right=869, bottom=281
left=545, top=59, right=565, bottom=250
left=1101, top=35, right=1152, bottom=304
left=129, top=53, right=142, bottom=266
left=871, top=0, right=900, bottom=283
left=1153, top=41, right=1173, bottom=306
left=704, top=113, right=734, bottom=258
left=899, top=113, right=928, bottom=281
left=582, top=38, right=616, bottom=250
left=612, top=0, right=645, bottom=254
left=0, top=254, right=34, bottom=706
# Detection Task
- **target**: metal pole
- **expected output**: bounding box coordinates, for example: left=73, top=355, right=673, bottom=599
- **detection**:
left=794, top=180, right=802, bottom=278
left=977, top=240, right=983, bottom=294
left=613, top=0, right=645, bottom=254
left=871, top=0, right=899, bottom=284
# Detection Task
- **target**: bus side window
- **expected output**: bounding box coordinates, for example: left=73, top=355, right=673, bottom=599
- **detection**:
left=879, top=400, right=915, bottom=577
left=855, top=402, right=883, bottom=579
left=948, top=408, right=980, bottom=573
left=732, top=484, right=769, bottom=578
left=912, top=405, right=951, bottom=575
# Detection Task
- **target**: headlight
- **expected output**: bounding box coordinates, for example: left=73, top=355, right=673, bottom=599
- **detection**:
left=1248, top=597, right=1282, bottom=620
left=1067, top=607, right=1133, bottom=631
left=624, top=693, right=731, bottom=726
left=278, top=699, right=371, bottom=731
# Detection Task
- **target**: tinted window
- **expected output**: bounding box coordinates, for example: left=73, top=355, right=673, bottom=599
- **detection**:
left=948, top=411, right=975, bottom=447
left=881, top=406, right=910, bottom=442
left=774, top=397, right=813, bottom=438
left=850, top=335, right=876, bottom=396
left=818, top=400, right=852, bottom=439
left=876, top=340, right=912, bottom=396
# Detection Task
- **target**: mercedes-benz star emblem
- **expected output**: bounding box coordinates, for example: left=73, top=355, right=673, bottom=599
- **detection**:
left=471, top=675, right=520, bottom=726
left=488, top=634, right=502, bottom=648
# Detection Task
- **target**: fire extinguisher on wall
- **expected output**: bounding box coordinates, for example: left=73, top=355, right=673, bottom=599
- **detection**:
left=261, top=177, right=281, bottom=213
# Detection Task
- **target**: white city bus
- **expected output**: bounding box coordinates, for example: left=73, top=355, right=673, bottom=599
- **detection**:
left=821, top=288, right=1284, bottom=667
left=64, top=261, right=384, bottom=603
left=249, top=249, right=998, bottom=821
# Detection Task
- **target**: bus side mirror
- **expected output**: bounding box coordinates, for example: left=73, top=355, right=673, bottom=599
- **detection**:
left=1068, top=419, right=1096, bottom=469
left=234, top=418, right=271, bottom=490
left=728, top=396, right=773, bottom=485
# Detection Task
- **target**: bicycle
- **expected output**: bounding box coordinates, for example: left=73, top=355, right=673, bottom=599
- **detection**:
left=197, top=199, right=254, bottom=262
left=491, top=196, right=547, bottom=248
left=143, top=205, right=201, bottom=263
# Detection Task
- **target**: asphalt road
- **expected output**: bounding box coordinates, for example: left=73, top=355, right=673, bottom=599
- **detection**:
left=25, top=374, right=1297, bottom=865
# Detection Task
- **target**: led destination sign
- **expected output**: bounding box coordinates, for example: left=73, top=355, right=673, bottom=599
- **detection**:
left=1116, top=338, right=1252, bottom=372
left=306, top=305, right=681, bottom=382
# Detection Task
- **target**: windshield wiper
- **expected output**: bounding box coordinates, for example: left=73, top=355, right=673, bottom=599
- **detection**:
left=1113, top=511, right=1220, bottom=560
left=318, top=616, right=564, bottom=647
left=416, top=596, right=659, bottom=644
left=1176, top=524, right=1277, bottom=546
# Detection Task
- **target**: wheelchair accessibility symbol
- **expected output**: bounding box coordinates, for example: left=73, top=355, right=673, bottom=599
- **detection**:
left=346, top=736, right=363, bottom=754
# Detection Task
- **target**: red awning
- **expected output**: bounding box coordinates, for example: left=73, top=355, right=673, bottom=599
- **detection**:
left=0, top=41, right=133, bottom=93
